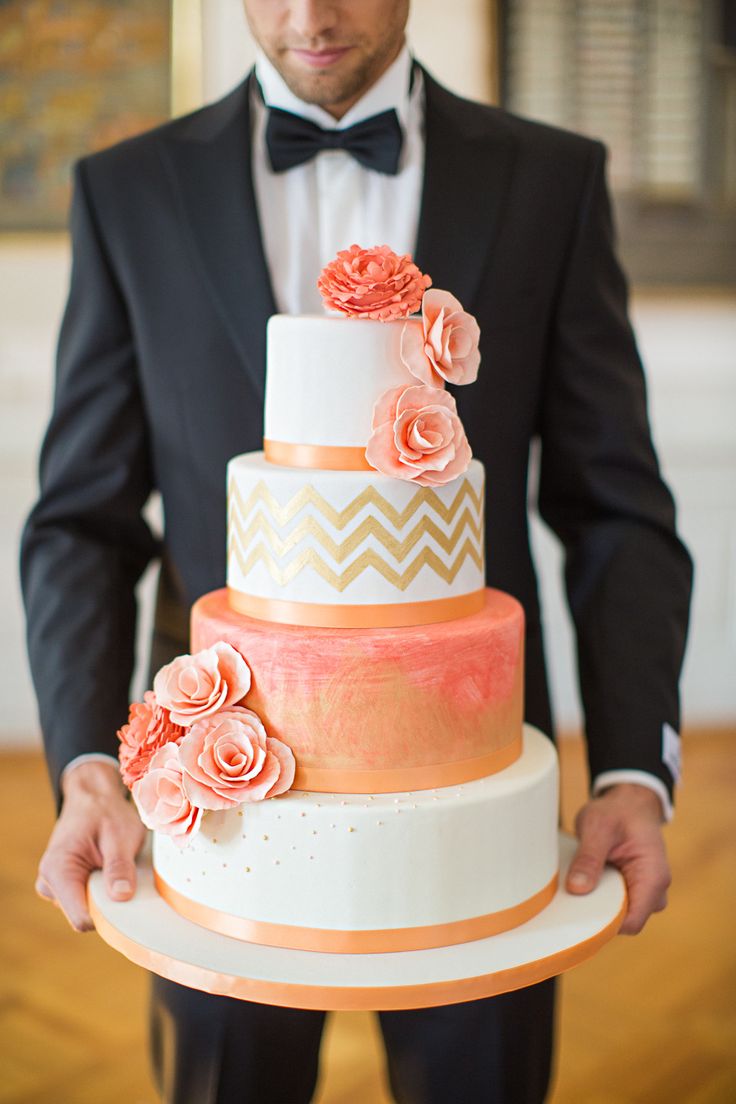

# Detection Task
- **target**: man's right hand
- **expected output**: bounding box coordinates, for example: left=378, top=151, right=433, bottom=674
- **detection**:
left=35, top=761, right=146, bottom=932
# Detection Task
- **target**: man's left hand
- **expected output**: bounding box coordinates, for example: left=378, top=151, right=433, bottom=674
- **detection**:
left=565, top=783, right=671, bottom=934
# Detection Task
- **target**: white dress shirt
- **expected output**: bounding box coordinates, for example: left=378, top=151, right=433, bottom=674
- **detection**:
left=62, top=47, right=673, bottom=821
left=252, top=44, right=424, bottom=313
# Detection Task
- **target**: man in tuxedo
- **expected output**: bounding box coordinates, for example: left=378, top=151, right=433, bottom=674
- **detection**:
left=22, top=1, right=692, bottom=1101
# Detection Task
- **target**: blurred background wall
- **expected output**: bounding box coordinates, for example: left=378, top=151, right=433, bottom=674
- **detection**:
left=2, top=0, right=734, bottom=749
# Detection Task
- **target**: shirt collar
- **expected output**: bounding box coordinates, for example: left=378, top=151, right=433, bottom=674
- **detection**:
left=255, top=43, right=414, bottom=131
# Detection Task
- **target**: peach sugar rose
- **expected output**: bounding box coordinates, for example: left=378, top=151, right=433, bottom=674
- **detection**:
left=132, top=742, right=203, bottom=845
left=365, top=384, right=472, bottom=487
left=117, top=690, right=185, bottom=788
left=317, top=244, right=431, bottom=321
left=153, top=641, right=251, bottom=726
left=400, top=289, right=481, bottom=387
left=177, top=706, right=296, bottom=811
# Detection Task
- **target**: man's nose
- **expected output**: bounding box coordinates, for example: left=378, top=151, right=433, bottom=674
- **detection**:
left=288, top=0, right=339, bottom=41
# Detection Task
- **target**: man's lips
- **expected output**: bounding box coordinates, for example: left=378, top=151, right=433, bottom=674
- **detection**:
left=290, top=47, right=352, bottom=68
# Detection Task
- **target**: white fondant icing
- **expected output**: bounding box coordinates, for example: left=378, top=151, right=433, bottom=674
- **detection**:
left=91, top=833, right=626, bottom=1009
left=264, top=314, right=422, bottom=448
left=153, top=726, right=558, bottom=934
left=227, top=453, right=486, bottom=606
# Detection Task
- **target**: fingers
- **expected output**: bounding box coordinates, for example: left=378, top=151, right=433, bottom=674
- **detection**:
left=37, top=846, right=96, bottom=932
left=565, top=807, right=622, bottom=894
left=35, top=874, right=55, bottom=902
left=617, top=847, right=671, bottom=935
left=566, top=787, right=672, bottom=935
left=35, top=786, right=145, bottom=933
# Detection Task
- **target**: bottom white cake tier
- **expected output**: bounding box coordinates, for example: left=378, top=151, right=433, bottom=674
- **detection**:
left=153, top=726, right=559, bottom=954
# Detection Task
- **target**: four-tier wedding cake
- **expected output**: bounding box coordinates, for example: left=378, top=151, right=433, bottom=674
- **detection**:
left=117, top=245, right=560, bottom=956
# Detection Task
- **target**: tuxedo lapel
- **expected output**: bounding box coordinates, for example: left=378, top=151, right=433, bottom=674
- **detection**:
left=160, top=75, right=275, bottom=401
left=158, top=68, right=517, bottom=400
left=415, top=69, right=518, bottom=312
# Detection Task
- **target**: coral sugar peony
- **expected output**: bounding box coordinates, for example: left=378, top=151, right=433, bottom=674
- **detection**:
left=117, top=691, right=185, bottom=788
left=317, top=244, right=431, bottom=320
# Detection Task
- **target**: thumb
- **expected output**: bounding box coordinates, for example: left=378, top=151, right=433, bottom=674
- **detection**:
left=100, top=828, right=140, bottom=902
left=566, top=808, right=620, bottom=895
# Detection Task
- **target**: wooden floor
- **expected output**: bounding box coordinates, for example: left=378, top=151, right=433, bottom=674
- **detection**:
left=1, top=729, right=734, bottom=1103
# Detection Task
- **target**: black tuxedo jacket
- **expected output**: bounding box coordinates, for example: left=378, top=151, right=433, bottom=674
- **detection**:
left=21, top=69, right=692, bottom=808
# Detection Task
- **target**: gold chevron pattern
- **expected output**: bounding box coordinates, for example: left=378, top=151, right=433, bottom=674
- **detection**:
left=229, top=537, right=483, bottom=593
left=230, top=506, right=483, bottom=565
left=227, top=473, right=485, bottom=594
left=228, top=476, right=483, bottom=532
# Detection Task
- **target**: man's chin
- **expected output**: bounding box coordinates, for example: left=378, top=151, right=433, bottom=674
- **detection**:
left=274, top=51, right=372, bottom=111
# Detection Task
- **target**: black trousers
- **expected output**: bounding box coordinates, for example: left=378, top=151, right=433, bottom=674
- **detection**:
left=149, top=975, right=557, bottom=1104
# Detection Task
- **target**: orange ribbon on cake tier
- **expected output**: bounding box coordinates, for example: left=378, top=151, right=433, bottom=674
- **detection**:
left=227, top=587, right=487, bottom=629
left=290, top=734, right=523, bottom=793
left=264, top=439, right=374, bottom=471
left=153, top=870, right=560, bottom=954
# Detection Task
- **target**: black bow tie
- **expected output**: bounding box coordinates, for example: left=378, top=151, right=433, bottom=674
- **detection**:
left=265, top=106, right=403, bottom=175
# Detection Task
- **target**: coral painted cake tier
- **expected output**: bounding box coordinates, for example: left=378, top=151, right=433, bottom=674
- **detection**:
left=192, top=587, right=524, bottom=794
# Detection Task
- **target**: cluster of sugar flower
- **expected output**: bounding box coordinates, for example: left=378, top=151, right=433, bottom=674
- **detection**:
left=318, top=244, right=481, bottom=487
left=117, top=642, right=295, bottom=845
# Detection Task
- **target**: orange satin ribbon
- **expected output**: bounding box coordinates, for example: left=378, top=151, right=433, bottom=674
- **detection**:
left=153, top=870, right=559, bottom=954
left=264, top=439, right=373, bottom=471
left=227, top=586, right=487, bottom=628
left=88, top=890, right=626, bottom=1010
left=291, top=733, right=522, bottom=793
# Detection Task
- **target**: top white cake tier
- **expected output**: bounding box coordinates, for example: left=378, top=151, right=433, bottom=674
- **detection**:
left=264, top=314, right=422, bottom=449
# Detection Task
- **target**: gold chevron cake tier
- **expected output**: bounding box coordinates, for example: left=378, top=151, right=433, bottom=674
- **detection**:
left=227, top=454, right=486, bottom=627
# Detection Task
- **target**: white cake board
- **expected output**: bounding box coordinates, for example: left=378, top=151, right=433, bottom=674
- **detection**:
left=88, top=832, right=625, bottom=1011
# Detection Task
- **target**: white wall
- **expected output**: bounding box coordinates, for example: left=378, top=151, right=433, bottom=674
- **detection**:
left=1, top=240, right=68, bottom=743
